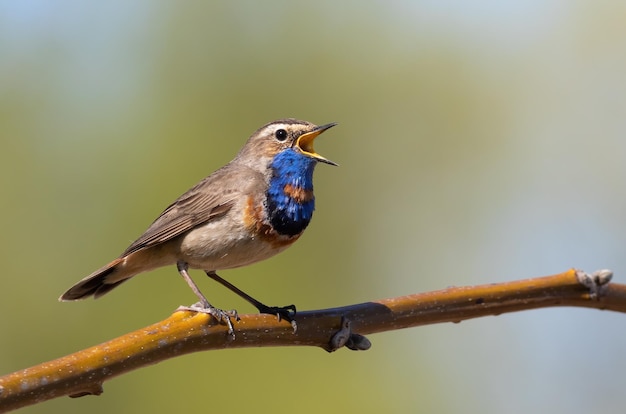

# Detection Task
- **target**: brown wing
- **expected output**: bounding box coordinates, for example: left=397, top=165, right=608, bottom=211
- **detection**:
left=120, top=165, right=253, bottom=257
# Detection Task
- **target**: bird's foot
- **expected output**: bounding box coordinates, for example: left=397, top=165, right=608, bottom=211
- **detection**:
left=256, top=303, right=297, bottom=333
left=177, top=302, right=240, bottom=336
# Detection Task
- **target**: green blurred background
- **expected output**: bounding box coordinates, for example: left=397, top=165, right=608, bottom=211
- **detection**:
left=2, top=1, right=626, bottom=413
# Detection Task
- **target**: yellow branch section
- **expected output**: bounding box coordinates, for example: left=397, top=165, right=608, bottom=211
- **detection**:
left=1, top=268, right=625, bottom=412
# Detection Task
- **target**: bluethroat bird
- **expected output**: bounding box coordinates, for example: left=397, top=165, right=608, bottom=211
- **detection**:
left=60, top=119, right=337, bottom=333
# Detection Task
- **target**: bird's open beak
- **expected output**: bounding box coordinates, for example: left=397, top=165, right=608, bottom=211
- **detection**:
left=295, top=122, right=338, bottom=166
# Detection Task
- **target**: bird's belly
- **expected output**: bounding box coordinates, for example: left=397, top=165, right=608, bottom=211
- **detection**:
left=176, top=218, right=294, bottom=271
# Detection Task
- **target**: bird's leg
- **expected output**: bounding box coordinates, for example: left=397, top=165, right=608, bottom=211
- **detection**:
left=205, top=270, right=297, bottom=332
left=176, top=262, right=239, bottom=335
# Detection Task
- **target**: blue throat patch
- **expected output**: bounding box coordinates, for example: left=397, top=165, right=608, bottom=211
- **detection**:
left=266, top=148, right=317, bottom=237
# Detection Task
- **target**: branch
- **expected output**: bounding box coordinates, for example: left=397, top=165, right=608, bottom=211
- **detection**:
left=0, top=268, right=622, bottom=412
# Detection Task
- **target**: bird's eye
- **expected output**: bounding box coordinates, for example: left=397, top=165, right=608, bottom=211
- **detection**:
left=275, top=129, right=288, bottom=141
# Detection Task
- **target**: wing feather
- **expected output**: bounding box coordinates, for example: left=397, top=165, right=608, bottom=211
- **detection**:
left=120, top=165, right=259, bottom=256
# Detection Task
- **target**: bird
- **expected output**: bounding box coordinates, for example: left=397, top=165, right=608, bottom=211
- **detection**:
left=60, top=118, right=337, bottom=334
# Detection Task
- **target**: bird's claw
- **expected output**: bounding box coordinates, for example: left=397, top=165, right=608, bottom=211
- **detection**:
left=177, top=302, right=240, bottom=336
left=257, top=304, right=297, bottom=333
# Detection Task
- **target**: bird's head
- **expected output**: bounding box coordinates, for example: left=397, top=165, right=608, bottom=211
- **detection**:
left=236, top=119, right=337, bottom=170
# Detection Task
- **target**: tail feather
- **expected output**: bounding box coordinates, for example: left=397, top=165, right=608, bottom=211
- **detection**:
left=59, top=258, right=128, bottom=301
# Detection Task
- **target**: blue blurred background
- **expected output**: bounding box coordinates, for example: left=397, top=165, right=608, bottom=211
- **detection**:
left=1, top=1, right=626, bottom=413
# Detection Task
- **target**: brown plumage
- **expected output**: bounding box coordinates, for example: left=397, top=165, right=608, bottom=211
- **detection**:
left=59, top=119, right=337, bottom=333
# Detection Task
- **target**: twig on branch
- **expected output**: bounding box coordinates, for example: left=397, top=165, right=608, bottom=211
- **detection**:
left=0, top=268, right=623, bottom=412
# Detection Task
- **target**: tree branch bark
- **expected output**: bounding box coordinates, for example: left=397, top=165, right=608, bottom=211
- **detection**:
left=0, top=268, right=622, bottom=412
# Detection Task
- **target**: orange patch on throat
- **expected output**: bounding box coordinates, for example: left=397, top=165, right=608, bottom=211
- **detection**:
left=243, top=196, right=300, bottom=247
left=283, top=184, right=314, bottom=203
left=243, top=196, right=261, bottom=230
